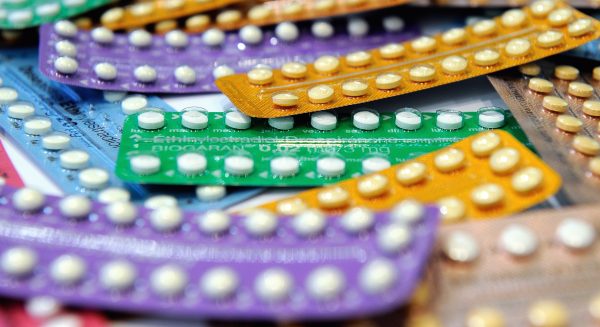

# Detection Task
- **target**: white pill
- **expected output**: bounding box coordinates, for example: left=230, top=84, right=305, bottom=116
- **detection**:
left=556, top=218, right=596, bottom=250
left=306, top=266, right=345, bottom=301
left=442, top=231, right=480, bottom=263
left=239, top=25, right=263, bottom=44
left=50, top=254, right=86, bottom=285
left=174, top=66, right=196, bottom=85
left=225, top=111, right=251, bottom=129
left=196, top=186, right=226, bottom=202
left=198, top=210, right=230, bottom=235
left=312, top=21, right=334, bottom=38
left=25, top=296, right=61, bottom=318
left=36, top=3, right=60, bottom=18
left=150, top=206, right=183, bottom=232
left=151, top=264, right=187, bottom=297
left=1, top=247, right=37, bottom=277
left=377, top=223, right=412, bottom=254
left=271, top=156, right=299, bottom=177
left=100, top=260, right=136, bottom=291
left=212, top=65, right=235, bottom=79
left=12, top=188, right=45, bottom=212
left=94, top=62, right=117, bottom=81
left=177, top=153, right=206, bottom=175
left=54, top=20, right=78, bottom=38
left=54, top=56, right=78, bottom=74
left=0, top=87, right=18, bottom=104
left=244, top=209, right=278, bottom=237
left=138, top=111, right=164, bottom=129
left=131, top=155, right=161, bottom=175
left=353, top=110, right=379, bottom=130
left=63, top=0, right=85, bottom=7
left=165, top=30, right=188, bottom=48
left=437, top=111, right=463, bottom=130
left=478, top=109, right=505, bottom=128
left=201, top=267, right=238, bottom=300
left=293, top=209, right=326, bottom=237
left=348, top=18, right=369, bottom=37
left=317, top=157, right=345, bottom=177
left=395, top=110, right=422, bottom=130
left=340, top=207, right=374, bottom=233
left=55, top=40, right=77, bottom=57
left=391, top=199, right=424, bottom=224
left=91, top=27, right=114, bottom=44
left=383, top=16, right=405, bottom=32
left=255, top=268, right=293, bottom=302
left=7, top=102, right=34, bottom=119
left=60, top=150, right=89, bottom=169
left=202, top=28, right=225, bottom=46
left=105, top=201, right=137, bottom=225
left=268, top=117, right=294, bottom=130
left=144, top=195, right=177, bottom=210
left=121, top=95, right=148, bottom=115
left=224, top=155, right=254, bottom=176
left=7, top=10, right=32, bottom=26
left=98, top=187, right=130, bottom=204
left=128, top=29, right=152, bottom=48
left=134, top=65, right=157, bottom=83
left=24, top=117, right=52, bottom=135
left=59, top=195, right=91, bottom=219
left=362, top=157, right=391, bottom=174
left=311, top=112, right=337, bottom=131
left=181, top=111, right=207, bottom=129
left=275, top=22, right=299, bottom=41
left=499, top=224, right=538, bottom=257
left=359, top=259, right=396, bottom=294
left=78, top=168, right=109, bottom=189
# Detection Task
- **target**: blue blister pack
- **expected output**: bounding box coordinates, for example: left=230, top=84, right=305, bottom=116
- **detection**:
left=0, top=49, right=263, bottom=210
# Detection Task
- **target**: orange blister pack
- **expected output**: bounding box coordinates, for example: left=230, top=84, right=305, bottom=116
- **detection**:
left=258, top=130, right=561, bottom=222
left=217, top=1, right=600, bottom=118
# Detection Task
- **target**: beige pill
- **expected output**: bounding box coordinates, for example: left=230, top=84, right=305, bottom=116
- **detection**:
left=409, top=65, right=436, bottom=82
left=548, top=8, right=574, bottom=27
left=471, top=183, right=505, bottom=208
left=272, top=92, right=299, bottom=107
left=396, top=162, right=427, bottom=186
left=247, top=68, right=273, bottom=85
left=490, top=147, right=521, bottom=174
left=411, top=36, right=437, bottom=53
left=467, top=307, right=505, bottom=327
left=583, top=100, right=600, bottom=117
left=216, top=10, right=242, bottom=25
left=568, top=82, right=593, bottom=98
left=530, top=0, right=556, bottom=18
left=537, top=30, right=564, bottom=48
left=315, top=0, right=335, bottom=11
left=442, top=28, right=466, bottom=45
left=308, top=85, right=334, bottom=104
left=317, top=187, right=350, bottom=209
left=542, top=96, right=567, bottom=113
left=528, top=300, right=569, bottom=327
left=501, top=9, right=527, bottom=28
left=282, top=2, right=303, bottom=16
left=281, top=62, right=307, bottom=79
left=520, top=63, right=541, bottom=76
left=574, top=136, right=600, bottom=156
left=155, top=20, right=177, bottom=34
left=341, top=79, right=369, bottom=97
left=474, top=49, right=500, bottom=66
left=504, top=38, right=531, bottom=57
left=346, top=51, right=372, bottom=67
left=568, top=18, right=594, bottom=37
left=434, top=148, right=466, bottom=173
left=589, top=157, right=600, bottom=176
left=379, top=43, right=405, bottom=59
left=594, top=67, right=600, bottom=81
left=101, top=8, right=124, bottom=24
left=512, top=167, right=544, bottom=193
left=276, top=198, right=307, bottom=216
left=186, top=15, right=210, bottom=32
left=472, top=19, right=497, bottom=37
left=589, top=292, right=600, bottom=321
left=129, top=3, right=154, bottom=16
left=357, top=174, right=390, bottom=198
left=441, top=56, right=468, bottom=75
left=314, top=55, right=340, bottom=74
left=438, top=197, right=466, bottom=223
left=247, top=5, right=273, bottom=21
left=375, top=73, right=402, bottom=90
left=471, top=131, right=502, bottom=157
left=528, top=78, right=553, bottom=93
left=556, top=115, right=583, bottom=133
left=554, top=65, right=579, bottom=80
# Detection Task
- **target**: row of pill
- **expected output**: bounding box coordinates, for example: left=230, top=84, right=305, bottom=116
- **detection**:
left=0, top=0, right=108, bottom=28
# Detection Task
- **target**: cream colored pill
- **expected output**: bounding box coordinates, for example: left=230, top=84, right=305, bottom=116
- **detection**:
left=7, top=102, right=34, bottom=119
left=409, top=65, right=436, bottom=82
left=342, top=79, right=368, bottom=97
left=341, top=207, right=374, bottom=233
left=528, top=300, right=569, bottom=327
left=467, top=308, right=506, bottom=327
left=345, top=51, right=372, bottom=67
left=362, top=157, right=391, bottom=173
left=359, top=259, right=396, bottom=295
left=100, top=260, right=136, bottom=291
left=1, top=247, right=37, bottom=277
left=270, top=156, right=299, bottom=177
left=528, top=78, right=553, bottom=93
left=317, top=157, right=345, bottom=177
left=502, top=9, right=526, bottom=28
left=276, top=198, right=307, bottom=216
left=54, top=56, right=78, bottom=74
left=542, top=96, right=567, bottom=113
left=272, top=92, right=299, bottom=107
left=248, top=5, right=273, bottom=21
left=357, top=174, right=389, bottom=198
left=224, top=155, right=254, bottom=175
left=293, top=209, right=326, bottom=237
left=94, top=62, right=117, bottom=81
left=554, top=65, right=579, bottom=80
left=0, top=87, right=18, bottom=104
left=590, top=293, right=600, bottom=322
left=282, top=1, right=303, bottom=15
left=247, top=68, right=273, bottom=85
left=306, top=266, right=345, bottom=301
left=512, top=167, right=544, bottom=193
left=174, top=66, right=196, bottom=85
left=185, top=14, right=210, bottom=31
left=490, top=147, right=521, bottom=174
left=314, top=55, right=340, bottom=74
left=472, top=19, right=497, bottom=37
left=505, top=38, right=531, bottom=57
left=131, top=155, right=161, bottom=175
left=78, top=168, right=109, bottom=189
left=60, top=150, right=89, bottom=169
left=573, top=136, right=600, bottom=156
left=568, top=18, right=594, bottom=37
left=317, top=186, right=350, bottom=209
left=129, top=30, right=152, bottom=48
left=520, top=63, right=541, bottom=76
left=442, top=28, right=466, bottom=45
left=308, top=85, right=334, bottom=104
left=244, top=209, right=277, bottom=237
left=556, top=115, right=583, bottom=133
left=129, top=2, right=154, bottom=16
left=537, top=30, right=564, bottom=48
left=568, top=82, right=593, bottom=98
left=411, top=36, right=436, bottom=53
left=474, top=49, right=500, bottom=66
left=216, top=10, right=242, bottom=25
left=375, top=73, right=402, bottom=90
left=530, top=0, right=555, bottom=17
left=441, top=56, right=468, bottom=75
left=255, top=268, right=292, bottom=303
left=379, top=43, right=405, bottom=59
left=281, top=62, right=307, bottom=79
left=396, top=161, right=427, bottom=186
left=55, top=40, right=77, bottom=57
left=377, top=223, right=412, bottom=254
left=50, top=254, right=86, bottom=285
left=583, top=100, right=600, bottom=117
left=471, top=183, right=505, bottom=208
left=101, top=7, right=124, bottom=24
left=42, top=133, right=70, bottom=150
left=138, top=111, right=164, bottom=130
left=548, top=8, right=573, bottom=27
left=12, top=188, right=45, bottom=212
left=134, top=65, right=157, bottom=83
left=150, top=265, right=187, bottom=297
left=471, top=131, right=502, bottom=157
left=434, top=148, right=466, bottom=172
left=556, top=218, right=596, bottom=250
left=589, top=157, right=600, bottom=176
left=24, top=117, right=52, bottom=135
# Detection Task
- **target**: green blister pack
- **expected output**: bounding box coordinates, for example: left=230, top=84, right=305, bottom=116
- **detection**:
left=0, top=0, right=112, bottom=29
left=116, top=107, right=531, bottom=187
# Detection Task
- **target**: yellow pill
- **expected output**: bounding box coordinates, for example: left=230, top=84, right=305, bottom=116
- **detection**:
left=501, top=9, right=527, bottom=28
left=574, top=136, right=600, bottom=156
left=554, top=65, right=579, bottom=80
left=504, top=38, right=531, bottom=57
left=379, top=43, right=405, bottom=59
left=434, top=148, right=466, bottom=173
left=247, top=5, right=273, bottom=21
left=438, top=197, right=466, bottom=223
left=474, top=49, right=500, bottom=66
left=186, top=15, right=210, bottom=32
left=129, top=3, right=154, bottom=16
left=441, top=56, right=468, bottom=75
left=272, top=92, right=299, bottom=107
left=471, top=183, right=505, bottom=208
left=589, top=157, right=600, bottom=176
left=537, top=30, right=564, bottom=48
left=583, top=100, right=600, bottom=117
left=472, top=19, right=497, bottom=37
left=411, top=36, right=437, bottom=53
left=342, top=79, right=369, bottom=97
left=589, top=292, right=600, bottom=322
left=314, top=0, right=336, bottom=11
left=556, top=115, right=583, bottom=133
left=512, top=167, right=544, bottom=193
left=490, top=147, right=521, bottom=174
left=346, top=51, right=372, bottom=67
left=282, top=2, right=303, bottom=16
left=314, top=55, right=340, bottom=74
left=568, top=82, right=593, bottom=98
left=442, top=28, right=467, bottom=45
left=357, top=174, right=390, bottom=198
left=73, top=17, right=92, bottom=30
left=155, top=20, right=177, bottom=34
left=317, top=186, right=350, bottom=209
left=281, top=62, right=307, bottom=79
left=528, top=78, right=553, bottom=93
left=375, top=73, right=402, bottom=90
left=530, top=0, right=556, bottom=18
left=409, top=65, right=436, bottom=82
left=528, top=300, right=569, bottom=327
left=276, top=198, right=307, bottom=216
left=307, top=85, right=334, bottom=104
left=568, top=18, right=594, bottom=37
left=216, top=10, right=242, bottom=25
left=396, top=161, right=427, bottom=186
left=594, top=66, right=600, bottom=80
left=542, top=96, right=567, bottom=113
left=548, top=8, right=574, bottom=27
left=466, top=307, right=506, bottom=327
left=471, top=131, right=502, bottom=157
left=101, top=7, right=124, bottom=24
left=519, top=63, right=541, bottom=76
left=247, top=68, right=273, bottom=85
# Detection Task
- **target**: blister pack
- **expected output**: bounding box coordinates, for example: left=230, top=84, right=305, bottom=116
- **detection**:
left=115, top=106, right=528, bottom=187
left=0, top=0, right=112, bottom=30
left=427, top=0, right=600, bottom=8
left=1, top=297, right=108, bottom=327
left=407, top=205, right=600, bottom=326
left=0, top=183, right=439, bottom=320
left=216, top=2, right=600, bottom=118
left=0, top=50, right=263, bottom=210
left=258, top=130, right=561, bottom=222
left=0, top=141, right=23, bottom=188
left=39, top=13, right=418, bottom=93
left=489, top=57, right=600, bottom=204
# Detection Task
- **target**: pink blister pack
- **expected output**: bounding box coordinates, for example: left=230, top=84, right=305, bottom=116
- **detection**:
left=0, top=141, right=23, bottom=188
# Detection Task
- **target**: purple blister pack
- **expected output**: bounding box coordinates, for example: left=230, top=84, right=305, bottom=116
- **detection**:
left=38, top=15, right=418, bottom=93
left=0, top=184, right=438, bottom=320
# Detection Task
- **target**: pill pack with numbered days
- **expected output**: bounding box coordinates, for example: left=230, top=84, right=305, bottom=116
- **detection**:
left=39, top=13, right=417, bottom=93
left=489, top=57, right=600, bottom=204
left=0, top=141, right=23, bottom=188
left=0, top=183, right=438, bottom=320
left=216, top=2, right=600, bottom=118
